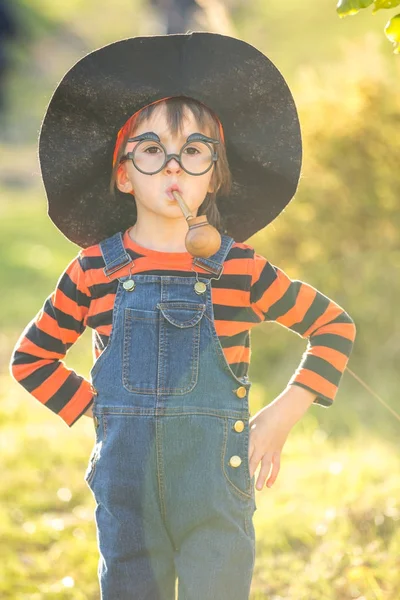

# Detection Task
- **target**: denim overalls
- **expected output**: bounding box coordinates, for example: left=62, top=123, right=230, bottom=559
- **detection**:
left=84, top=231, right=257, bottom=600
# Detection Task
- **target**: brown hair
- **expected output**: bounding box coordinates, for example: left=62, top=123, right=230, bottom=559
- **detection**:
left=110, top=96, right=232, bottom=232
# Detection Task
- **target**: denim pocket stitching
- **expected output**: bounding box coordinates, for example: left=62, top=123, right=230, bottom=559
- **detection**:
left=103, top=414, right=107, bottom=442
left=157, top=302, right=206, bottom=328
left=122, top=309, right=159, bottom=393
left=122, top=305, right=203, bottom=395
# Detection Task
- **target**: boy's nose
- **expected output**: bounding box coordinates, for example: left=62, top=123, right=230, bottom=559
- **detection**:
left=164, top=156, right=182, bottom=173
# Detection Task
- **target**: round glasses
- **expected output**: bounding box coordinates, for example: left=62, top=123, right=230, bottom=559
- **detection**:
left=119, top=132, right=219, bottom=176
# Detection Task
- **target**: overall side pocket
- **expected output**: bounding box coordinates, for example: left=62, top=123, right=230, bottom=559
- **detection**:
left=84, top=414, right=104, bottom=488
left=221, top=416, right=255, bottom=502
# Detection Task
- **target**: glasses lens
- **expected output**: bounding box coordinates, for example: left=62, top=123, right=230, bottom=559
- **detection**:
left=181, top=141, right=213, bottom=174
left=132, top=140, right=214, bottom=174
left=133, top=140, right=166, bottom=174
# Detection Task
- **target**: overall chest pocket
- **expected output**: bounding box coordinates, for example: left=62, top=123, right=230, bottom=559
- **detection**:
left=122, top=302, right=206, bottom=395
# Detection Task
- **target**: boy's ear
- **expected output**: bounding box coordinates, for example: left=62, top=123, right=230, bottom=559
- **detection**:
left=116, top=165, right=134, bottom=194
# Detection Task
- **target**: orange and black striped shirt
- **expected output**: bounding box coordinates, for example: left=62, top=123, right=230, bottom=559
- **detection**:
left=9, top=227, right=356, bottom=427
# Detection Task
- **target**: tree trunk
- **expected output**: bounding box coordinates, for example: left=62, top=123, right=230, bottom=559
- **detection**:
left=149, top=0, right=198, bottom=34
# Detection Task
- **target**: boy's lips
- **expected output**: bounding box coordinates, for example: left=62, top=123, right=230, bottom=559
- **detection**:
left=165, top=184, right=182, bottom=200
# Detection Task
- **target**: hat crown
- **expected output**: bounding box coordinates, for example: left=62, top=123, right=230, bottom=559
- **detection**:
left=39, top=32, right=302, bottom=248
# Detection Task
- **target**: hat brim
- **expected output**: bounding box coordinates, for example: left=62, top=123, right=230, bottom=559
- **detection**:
left=39, top=32, right=302, bottom=248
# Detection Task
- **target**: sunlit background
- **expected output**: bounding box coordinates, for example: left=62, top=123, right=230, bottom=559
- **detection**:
left=1, top=1, right=399, bottom=598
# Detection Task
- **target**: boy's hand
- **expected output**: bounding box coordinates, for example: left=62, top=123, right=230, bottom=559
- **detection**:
left=248, top=404, right=291, bottom=490
left=248, top=385, right=317, bottom=490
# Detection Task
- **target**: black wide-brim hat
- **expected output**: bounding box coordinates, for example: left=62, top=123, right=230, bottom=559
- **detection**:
left=39, top=32, right=302, bottom=249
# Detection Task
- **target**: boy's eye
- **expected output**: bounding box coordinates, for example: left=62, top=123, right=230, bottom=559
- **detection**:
left=143, top=145, right=162, bottom=154
left=184, top=146, right=200, bottom=155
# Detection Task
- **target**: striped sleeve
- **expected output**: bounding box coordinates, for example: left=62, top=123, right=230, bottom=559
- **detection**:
left=248, top=252, right=357, bottom=406
left=9, top=253, right=96, bottom=427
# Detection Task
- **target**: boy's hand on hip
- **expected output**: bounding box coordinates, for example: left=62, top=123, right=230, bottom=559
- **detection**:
left=248, top=385, right=317, bottom=490
left=248, top=405, right=291, bottom=490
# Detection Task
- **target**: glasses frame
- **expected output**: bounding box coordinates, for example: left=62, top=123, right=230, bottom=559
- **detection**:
left=118, top=132, right=220, bottom=176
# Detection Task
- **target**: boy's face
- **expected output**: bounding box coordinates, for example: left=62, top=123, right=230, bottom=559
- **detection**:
left=115, top=105, right=215, bottom=220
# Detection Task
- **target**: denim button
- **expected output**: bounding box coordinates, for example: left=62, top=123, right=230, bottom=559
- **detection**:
left=229, top=455, right=242, bottom=468
left=123, top=279, right=135, bottom=291
left=235, top=386, right=247, bottom=398
left=233, top=420, right=244, bottom=432
left=194, top=281, right=207, bottom=294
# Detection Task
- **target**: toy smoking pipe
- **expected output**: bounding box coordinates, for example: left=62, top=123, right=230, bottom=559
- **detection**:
left=171, top=190, right=221, bottom=258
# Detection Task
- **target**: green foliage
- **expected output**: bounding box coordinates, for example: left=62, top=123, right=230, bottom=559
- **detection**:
left=337, top=0, right=400, bottom=15
left=337, top=0, right=374, bottom=17
left=336, top=0, right=400, bottom=53
left=385, top=13, right=400, bottom=51
left=373, top=0, right=400, bottom=11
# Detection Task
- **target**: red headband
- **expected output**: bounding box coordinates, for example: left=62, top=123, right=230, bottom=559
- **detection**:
left=112, top=97, right=225, bottom=168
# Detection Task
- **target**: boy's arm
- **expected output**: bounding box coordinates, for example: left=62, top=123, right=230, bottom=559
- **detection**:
left=248, top=251, right=357, bottom=407
left=9, top=253, right=96, bottom=428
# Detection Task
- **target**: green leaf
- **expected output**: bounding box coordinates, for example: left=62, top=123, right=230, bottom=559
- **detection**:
left=372, top=0, right=400, bottom=14
left=336, top=0, right=374, bottom=18
left=384, top=13, right=400, bottom=53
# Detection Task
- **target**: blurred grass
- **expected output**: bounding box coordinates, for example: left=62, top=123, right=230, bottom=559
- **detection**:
left=2, top=377, right=399, bottom=599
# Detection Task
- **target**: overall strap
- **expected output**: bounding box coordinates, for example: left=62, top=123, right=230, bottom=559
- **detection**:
left=100, top=231, right=133, bottom=278
left=192, top=234, right=235, bottom=277
left=100, top=231, right=235, bottom=279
